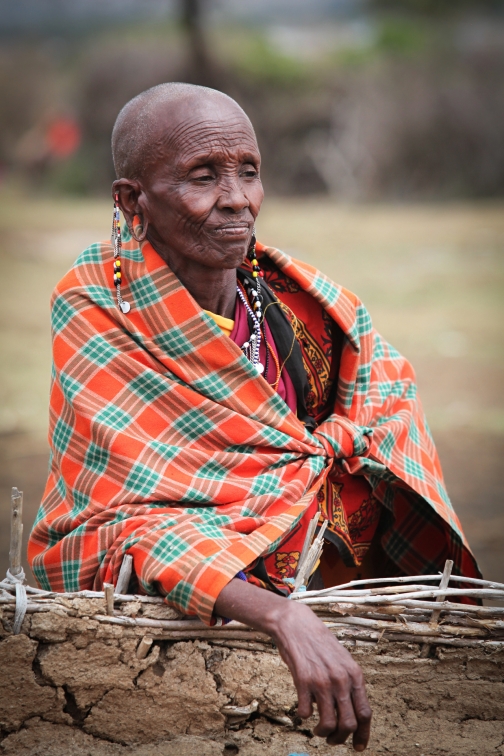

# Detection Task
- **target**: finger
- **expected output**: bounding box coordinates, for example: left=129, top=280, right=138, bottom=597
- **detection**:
left=312, top=682, right=338, bottom=739
left=296, top=684, right=314, bottom=720
left=326, top=690, right=357, bottom=746
left=351, top=675, right=372, bottom=752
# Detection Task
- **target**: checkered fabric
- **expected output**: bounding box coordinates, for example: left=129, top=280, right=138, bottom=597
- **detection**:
left=28, top=235, right=479, bottom=625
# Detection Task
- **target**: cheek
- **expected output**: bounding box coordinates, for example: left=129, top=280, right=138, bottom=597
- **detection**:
left=174, top=188, right=217, bottom=228
left=248, top=181, right=265, bottom=217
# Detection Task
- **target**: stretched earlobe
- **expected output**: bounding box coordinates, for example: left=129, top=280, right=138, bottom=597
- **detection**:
left=112, top=180, right=144, bottom=238
left=131, top=214, right=149, bottom=243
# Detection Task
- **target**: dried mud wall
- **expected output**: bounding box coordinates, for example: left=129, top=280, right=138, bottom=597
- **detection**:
left=1, top=599, right=503, bottom=756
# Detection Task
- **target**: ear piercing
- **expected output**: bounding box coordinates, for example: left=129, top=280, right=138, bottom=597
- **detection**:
left=111, top=195, right=131, bottom=314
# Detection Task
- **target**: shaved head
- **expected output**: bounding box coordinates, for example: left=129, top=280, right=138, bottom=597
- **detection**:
left=111, top=83, right=252, bottom=180
left=111, top=81, right=264, bottom=317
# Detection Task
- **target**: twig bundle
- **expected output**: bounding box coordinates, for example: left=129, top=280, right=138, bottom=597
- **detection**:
left=2, top=562, right=503, bottom=649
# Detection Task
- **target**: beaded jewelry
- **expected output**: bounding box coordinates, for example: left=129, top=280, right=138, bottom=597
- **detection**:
left=236, top=228, right=267, bottom=374
left=246, top=227, right=264, bottom=318
left=266, top=340, right=280, bottom=391
left=236, top=283, right=263, bottom=372
left=111, top=195, right=130, bottom=314
left=245, top=227, right=264, bottom=322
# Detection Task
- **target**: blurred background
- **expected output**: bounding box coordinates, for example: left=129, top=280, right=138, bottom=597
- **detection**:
left=0, top=0, right=503, bottom=584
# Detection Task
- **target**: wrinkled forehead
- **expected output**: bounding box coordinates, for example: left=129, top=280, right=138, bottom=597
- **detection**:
left=149, top=96, right=260, bottom=167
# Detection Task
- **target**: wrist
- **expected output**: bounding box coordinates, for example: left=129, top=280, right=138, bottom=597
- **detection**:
left=261, top=593, right=301, bottom=643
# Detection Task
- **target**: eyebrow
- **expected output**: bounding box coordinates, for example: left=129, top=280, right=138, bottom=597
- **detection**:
left=180, top=148, right=260, bottom=172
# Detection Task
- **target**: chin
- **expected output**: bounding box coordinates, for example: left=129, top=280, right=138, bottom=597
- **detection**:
left=210, top=240, right=249, bottom=269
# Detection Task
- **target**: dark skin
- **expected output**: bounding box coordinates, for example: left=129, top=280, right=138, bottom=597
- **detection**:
left=113, top=91, right=372, bottom=751
left=114, top=97, right=262, bottom=319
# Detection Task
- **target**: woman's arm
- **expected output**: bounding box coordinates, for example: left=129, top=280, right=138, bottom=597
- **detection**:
left=215, top=578, right=371, bottom=751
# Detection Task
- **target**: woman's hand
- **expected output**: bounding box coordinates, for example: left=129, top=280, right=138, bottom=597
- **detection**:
left=215, top=578, right=372, bottom=750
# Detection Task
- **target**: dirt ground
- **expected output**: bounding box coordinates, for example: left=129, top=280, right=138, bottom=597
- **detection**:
left=0, top=193, right=503, bottom=584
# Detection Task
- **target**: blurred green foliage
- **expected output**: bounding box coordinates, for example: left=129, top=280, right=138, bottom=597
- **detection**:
left=45, top=150, right=95, bottom=196
left=214, top=31, right=310, bottom=86
left=370, top=0, right=504, bottom=13
left=376, top=18, right=429, bottom=55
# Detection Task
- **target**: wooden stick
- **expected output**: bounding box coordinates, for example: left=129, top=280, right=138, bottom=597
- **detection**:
left=322, top=601, right=504, bottom=621
left=210, top=640, right=278, bottom=653
left=294, top=513, right=319, bottom=578
left=322, top=617, right=488, bottom=638
left=92, top=614, right=244, bottom=631
left=327, top=602, right=418, bottom=616
left=136, top=636, right=153, bottom=659
left=430, top=560, right=453, bottom=628
left=12, top=583, right=28, bottom=634
left=294, top=519, right=328, bottom=592
left=7, top=588, right=166, bottom=604
left=153, top=630, right=272, bottom=642
left=115, top=554, right=133, bottom=595
left=305, top=520, right=328, bottom=577
left=313, top=584, right=442, bottom=597
left=299, top=588, right=504, bottom=605
left=322, top=626, right=504, bottom=649
left=293, top=573, right=504, bottom=598
left=358, top=633, right=504, bottom=649
left=9, top=488, right=23, bottom=578
left=103, top=583, right=114, bottom=616
left=388, top=599, right=504, bottom=616
left=302, top=597, right=504, bottom=616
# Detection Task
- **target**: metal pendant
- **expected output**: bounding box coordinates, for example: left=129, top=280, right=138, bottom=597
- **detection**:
left=120, top=301, right=131, bottom=314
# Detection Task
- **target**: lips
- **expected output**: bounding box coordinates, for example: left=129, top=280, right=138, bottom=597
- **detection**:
left=213, top=223, right=250, bottom=238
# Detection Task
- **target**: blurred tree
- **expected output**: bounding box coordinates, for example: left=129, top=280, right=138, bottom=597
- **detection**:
left=179, top=0, right=217, bottom=86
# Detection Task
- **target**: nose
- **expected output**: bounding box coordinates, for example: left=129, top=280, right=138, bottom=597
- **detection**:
left=217, top=176, right=249, bottom=213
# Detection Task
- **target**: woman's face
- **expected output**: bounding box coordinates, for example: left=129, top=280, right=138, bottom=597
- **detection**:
left=117, top=98, right=264, bottom=272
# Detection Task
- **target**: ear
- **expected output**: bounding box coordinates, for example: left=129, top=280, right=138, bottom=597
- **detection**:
left=112, top=179, right=143, bottom=229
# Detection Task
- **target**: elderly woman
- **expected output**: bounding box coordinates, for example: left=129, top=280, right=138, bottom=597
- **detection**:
left=28, top=83, right=479, bottom=751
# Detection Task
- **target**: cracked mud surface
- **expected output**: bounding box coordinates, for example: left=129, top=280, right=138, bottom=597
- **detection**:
left=1, top=600, right=503, bottom=755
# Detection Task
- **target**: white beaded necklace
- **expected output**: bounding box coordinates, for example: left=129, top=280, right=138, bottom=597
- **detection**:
left=236, top=277, right=265, bottom=374
left=236, top=286, right=263, bottom=373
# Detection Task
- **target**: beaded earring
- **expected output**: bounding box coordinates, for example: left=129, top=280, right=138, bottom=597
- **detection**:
left=237, top=227, right=266, bottom=374
left=111, top=195, right=130, bottom=314
left=246, top=226, right=263, bottom=320
left=247, top=227, right=262, bottom=279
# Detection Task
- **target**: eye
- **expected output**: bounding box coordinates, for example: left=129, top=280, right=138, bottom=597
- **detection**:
left=242, top=165, right=258, bottom=178
left=194, top=173, right=214, bottom=183
left=190, top=166, right=216, bottom=183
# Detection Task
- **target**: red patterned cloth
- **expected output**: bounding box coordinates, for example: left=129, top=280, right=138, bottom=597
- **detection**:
left=228, top=267, right=382, bottom=590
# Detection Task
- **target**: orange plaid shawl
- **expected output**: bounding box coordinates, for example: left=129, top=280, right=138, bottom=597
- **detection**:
left=28, top=235, right=479, bottom=624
